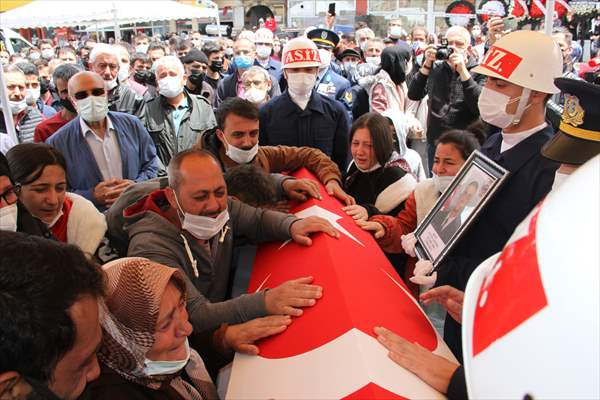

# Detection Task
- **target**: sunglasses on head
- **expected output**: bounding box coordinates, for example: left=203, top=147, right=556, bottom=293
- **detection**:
left=73, top=88, right=105, bottom=100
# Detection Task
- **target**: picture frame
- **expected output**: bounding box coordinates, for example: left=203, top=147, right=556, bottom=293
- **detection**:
left=414, top=150, right=509, bottom=269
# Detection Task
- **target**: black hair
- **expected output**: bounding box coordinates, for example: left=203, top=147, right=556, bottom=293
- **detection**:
left=350, top=112, right=395, bottom=165
left=176, top=39, right=193, bottom=51
left=33, top=58, right=48, bottom=68
left=148, top=43, right=166, bottom=54
left=435, top=129, right=484, bottom=161
left=0, top=231, right=105, bottom=382
left=6, top=143, right=68, bottom=187
left=52, top=63, right=82, bottom=86
left=15, top=61, right=38, bottom=76
left=216, top=97, right=259, bottom=131
left=0, top=152, right=12, bottom=184
left=225, top=164, right=277, bottom=207
left=202, top=41, right=223, bottom=56
left=131, top=52, right=150, bottom=66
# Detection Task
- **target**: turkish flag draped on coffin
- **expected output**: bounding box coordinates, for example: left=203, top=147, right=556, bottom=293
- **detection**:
left=225, top=169, right=457, bottom=400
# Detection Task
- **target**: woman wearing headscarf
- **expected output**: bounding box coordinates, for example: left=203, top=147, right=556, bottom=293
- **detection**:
left=90, top=257, right=291, bottom=400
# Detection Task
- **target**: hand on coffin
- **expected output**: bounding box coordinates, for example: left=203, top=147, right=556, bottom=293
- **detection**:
left=355, top=220, right=385, bottom=239
left=374, top=326, right=460, bottom=394
left=282, top=178, right=322, bottom=202
left=224, top=315, right=292, bottom=355
left=409, top=260, right=437, bottom=288
left=290, top=216, right=339, bottom=246
left=400, top=233, right=417, bottom=257
left=264, top=276, right=323, bottom=316
left=420, top=285, right=464, bottom=323
left=325, top=180, right=356, bottom=205
left=342, top=204, right=368, bottom=222
left=268, top=200, right=292, bottom=213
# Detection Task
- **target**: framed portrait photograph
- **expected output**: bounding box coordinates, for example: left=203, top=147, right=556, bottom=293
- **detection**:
left=414, top=150, right=509, bottom=268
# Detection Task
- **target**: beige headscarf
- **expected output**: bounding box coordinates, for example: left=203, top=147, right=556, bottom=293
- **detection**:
left=99, top=257, right=218, bottom=400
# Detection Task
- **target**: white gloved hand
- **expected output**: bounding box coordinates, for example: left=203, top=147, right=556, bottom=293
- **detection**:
left=401, top=232, right=417, bottom=257
left=409, top=259, right=437, bottom=288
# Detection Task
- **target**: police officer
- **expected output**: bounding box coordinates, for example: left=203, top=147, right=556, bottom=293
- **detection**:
left=259, top=37, right=351, bottom=171
left=306, top=28, right=353, bottom=119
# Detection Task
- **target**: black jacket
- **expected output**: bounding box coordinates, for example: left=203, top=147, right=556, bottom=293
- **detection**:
left=16, top=202, right=54, bottom=239
left=408, top=59, right=486, bottom=144
left=437, top=125, right=559, bottom=361
left=108, top=84, right=146, bottom=121
left=216, top=72, right=281, bottom=107
left=259, top=90, right=351, bottom=171
left=144, top=92, right=216, bottom=171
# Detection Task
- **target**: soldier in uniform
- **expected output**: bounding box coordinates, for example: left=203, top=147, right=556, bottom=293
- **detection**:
left=306, top=28, right=353, bottom=120
left=259, top=37, right=351, bottom=171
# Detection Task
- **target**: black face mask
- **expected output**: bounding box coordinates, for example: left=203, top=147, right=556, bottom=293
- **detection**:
left=59, top=97, right=76, bottom=113
left=209, top=60, right=223, bottom=72
left=133, top=70, right=148, bottom=85
left=39, top=78, right=51, bottom=95
left=188, top=70, right=205, bottom=86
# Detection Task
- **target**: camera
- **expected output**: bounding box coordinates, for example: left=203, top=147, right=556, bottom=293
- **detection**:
left=435, top=39, right=454, bottom=61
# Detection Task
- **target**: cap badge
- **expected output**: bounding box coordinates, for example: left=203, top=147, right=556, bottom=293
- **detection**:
left=563, top=94, right=584, bottom=127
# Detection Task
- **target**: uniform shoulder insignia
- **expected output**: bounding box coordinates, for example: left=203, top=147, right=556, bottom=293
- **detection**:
left=344, top=90, right=353, bottom=103
left=562, top=94, right=584, bottom=127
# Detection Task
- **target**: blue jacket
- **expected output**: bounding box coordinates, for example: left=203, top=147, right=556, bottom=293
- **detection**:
left=47, top=112, right=158, bottom=207
left=259, top=90, right=350, bottom=171
left=254, top=57, right=282, bottom=84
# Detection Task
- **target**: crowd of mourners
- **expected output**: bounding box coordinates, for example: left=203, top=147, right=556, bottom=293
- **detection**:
left=1, top=12, right=599, bottom=400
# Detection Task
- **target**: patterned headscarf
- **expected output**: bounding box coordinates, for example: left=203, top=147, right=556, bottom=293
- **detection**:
left=99, top=257, right=218, bottom=400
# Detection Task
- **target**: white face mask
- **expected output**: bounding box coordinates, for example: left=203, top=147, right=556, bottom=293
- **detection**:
left=174, top=193, right=230, bottom=240
left=29, top=52, right=41, bottom=60
left=343, top=61, right=357, bottom=71
left=41, top=49, right=54, bottom=59
left=135, top=44, right=149, bottom=54
left=244, top=87, right=267, bottom=104
left=8, top=99, right=27, bottom=115
left=0, top=203, right=18, bottom=232
left=478, top=86, right=531, bottom=129
left=118, top=63, right=130, bottom=82
left=42, top=209, right=63, bottom=228
left=25, top=87, right=40, bottom=103
left=144, top=338, right=190, bottom=376
left=356, top=162, right=381, bottom=173
left=76, top=95, right=108, bottom=122
left=365, top=56, right=381, bottom=66
left=286, top=71, right=316, bottom=109
left=432, top=174, right=455, bottom=193
left=318, top=49, right=332, bottom=69
left=158, top=76, right=184, bottom=98
left=223, top=134, right=259, bottom=164
left=552, top=171, right=570, bottom=191
left=256, top=45, right=272, bottom=59
left=105, top=77, right=118, bottom=91
left=389, top=26, right=403, bottom=39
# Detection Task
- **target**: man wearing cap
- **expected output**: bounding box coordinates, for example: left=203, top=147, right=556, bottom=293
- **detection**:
left=181, top=48, right=215, bottom=105
left=259, top=37, right=351, bottom=171
left=216, top=38, right=281, bottom=107
left=338, top=48, right=362, bottom=85
left=306, top=28, right=352, bottom=118
left=542, top=77, right=600, bottom=189
left=144, top=56, right=216, bottom=170
left=254, top=28, right=282, bottom=83
left=433, top=31, right=563, bottom=361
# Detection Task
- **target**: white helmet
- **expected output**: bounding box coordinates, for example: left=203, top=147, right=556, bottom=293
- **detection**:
left=461, top=155, right=600, bottom=399
left=472, top=30, right=563, bottom=94
left=237, top=30, right=256, bottom=43
left=282, top=37, right=321, bottom=69
left=255, top=28, right=274, bottom=44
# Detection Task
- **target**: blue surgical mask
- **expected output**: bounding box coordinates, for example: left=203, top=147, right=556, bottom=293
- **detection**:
left=234, top=54, right=253, bottom=69
left=144, top=338, right=190, bottom=376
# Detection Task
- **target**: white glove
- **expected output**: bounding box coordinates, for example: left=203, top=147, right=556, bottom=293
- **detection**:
left=401, top=233, right=417, bottom=257
left=409, top=259, right=437, bottom=288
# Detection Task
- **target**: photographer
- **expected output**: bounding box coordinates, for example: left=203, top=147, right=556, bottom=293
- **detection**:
left=408, top=26, right=486, bottom=174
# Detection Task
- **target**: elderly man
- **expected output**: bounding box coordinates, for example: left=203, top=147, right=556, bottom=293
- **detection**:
left=47, top=71, right=157, bottom=210
left=254, top=28, right=282, bottom=82
left=121, top=148, right=339, bottom=332
left=240, top=66, right=272, bottom=105
left=15, top=61, right=56, bottom=118
left=216, top=38, right=281, bottom=106
left=181, top=48, right=215, bottom=103
left=355, top=27, right=375, bottom=54
left=259, top=37, right=351, bottom=171
left=89, top=44, right=145, bottom=119
left=1, top=65, right=43, bottom=144
left=144, top=56, right=216, bottom=169
left=0, top=232, right=104, bottom=400
left=34, top=63, right=81, bottom=143
left=408, top=25, right=486, bottom=173
left=200, top=97, right=354, bottom=205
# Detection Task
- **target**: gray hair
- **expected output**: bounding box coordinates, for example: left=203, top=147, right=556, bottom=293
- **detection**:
left=241, top=66, right=270, bottom=83
left=52, top=63, right=82, bottom=86
left=445, top=26, right=471, bottom=45
left=154, top=55, right=185, bottom=77
left=89, top=43, right=120, bottom=64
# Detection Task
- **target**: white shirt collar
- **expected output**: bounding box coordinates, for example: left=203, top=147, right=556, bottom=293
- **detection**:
left=80, top=114, right=114, bottom=139
left=500, top=122, right=547, bottom=153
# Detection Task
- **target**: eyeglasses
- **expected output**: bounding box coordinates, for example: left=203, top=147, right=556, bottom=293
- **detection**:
left=0, top=186, right=18, bottom=205
left=73, top=88, right=105, bottom=100
left=243, top=80, right=266, bottom=88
